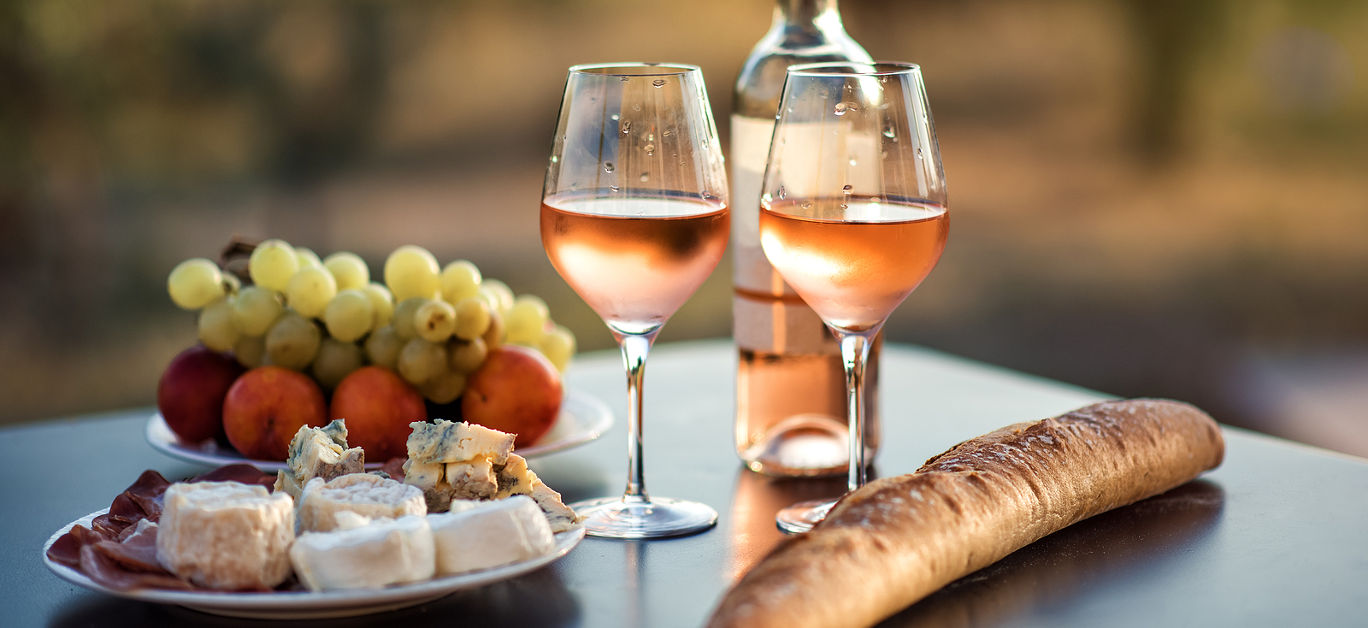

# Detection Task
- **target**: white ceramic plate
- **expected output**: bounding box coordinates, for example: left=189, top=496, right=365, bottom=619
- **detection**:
left=44, top=509, right=586, bottom=619
left=146, top=388, right=613, bottom=471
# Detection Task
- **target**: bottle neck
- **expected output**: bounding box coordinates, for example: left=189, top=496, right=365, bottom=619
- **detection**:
left=775, top=0, right=844, bottom=33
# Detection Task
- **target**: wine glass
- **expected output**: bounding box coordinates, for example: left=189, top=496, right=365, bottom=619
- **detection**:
left=540, top=63, right=729, bottom=539
left=759, top=62, right=949, bottom=533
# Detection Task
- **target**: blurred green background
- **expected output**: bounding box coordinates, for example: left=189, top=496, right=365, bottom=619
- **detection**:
left=2, top=0, right=1366, bottom=455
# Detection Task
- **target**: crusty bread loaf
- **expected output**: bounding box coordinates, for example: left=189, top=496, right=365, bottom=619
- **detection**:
left=707, top=398, right=1225, bottom=628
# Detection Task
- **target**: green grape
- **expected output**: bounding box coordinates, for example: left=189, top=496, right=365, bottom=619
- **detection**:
left=312, top=337, right=364, bottom=389
left=295, top=247, right=323, bottom=268
left=285, top=266, right=338, bottom=318
left=439, top=260, right=482, bottom=304
left=448, top=337, right=488, bottom=374
left=221, top=272, right=241, bottom=296
left=362, top=283, right=394, bottom=330
left=539, top=324, right=576, bottom=372
left=421, top=369, right=467, bottom=404
left=248, top=239, right=299, bottom=292
left=397, top=338, right=446, bottom=386
left=478, top=279, right=515, bottom=314
left=505, top=295, right=550, bottom=346
left=167, top=258, right=225, bottom=310
left=324, top=251, right=370, bottom=291
left=482, top=309, right=506, bottom=349
left=231, top=286, right=284, bottom=336
left=384, top=245, right=440, bottom=301
left=415, top=299, right=457, bottom=342
left=323, top=289, right=374, bottom=342
left=233, top=335, right=266, bottom=369
left=197, top=299, right=240, bottom=352
left=392, top=297, right=428, bottom=340
left=363, top=325, right=402, bottom=370
left=265, top=311, right=321, bottom=370
left=452, top=297, right=491, bottom=341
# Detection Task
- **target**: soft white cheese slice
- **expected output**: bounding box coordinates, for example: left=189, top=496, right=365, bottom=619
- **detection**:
left=428, top=495, right=555, bottom=575
left=155, top=481, right=295, bottom=590
left=297, top=473, right=426, bottom=532
left=289, top=515, right=436, bottom=591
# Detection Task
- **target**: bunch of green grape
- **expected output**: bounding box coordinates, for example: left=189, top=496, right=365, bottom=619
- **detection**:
left=167, top=240, right=576, bottom=403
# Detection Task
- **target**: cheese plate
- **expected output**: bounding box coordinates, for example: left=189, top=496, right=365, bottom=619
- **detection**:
left=44, top=508, right=586, bottom=619
left=146, top=387, right=613, bottom=471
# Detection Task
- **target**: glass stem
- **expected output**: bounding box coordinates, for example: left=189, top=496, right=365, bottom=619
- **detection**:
left=837, top=329, right=875, bottom=493
left=616, top=331, right=658, bottom=504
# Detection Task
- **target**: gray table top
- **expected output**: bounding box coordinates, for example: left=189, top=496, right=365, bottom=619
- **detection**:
left=3, top=339, right=1366, bottom=627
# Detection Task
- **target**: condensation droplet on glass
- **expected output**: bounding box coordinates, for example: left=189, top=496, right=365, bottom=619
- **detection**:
left=549, top=155, right=559, bottom=163
left=644, top=144, right=655, bottom=154
left=777, top=185, right=786, bottom=199
left=663, top=128, right=674, bottom=137
left=916, top=148, right=925, bottom=158
left=801, top=201, right=812, bottom=210
left=842, top=184, right=853, bottom=194
left=848, top=157, right=858, bottom=167
left=604, top=162, right=615, bottom=173
left=883, top=126, right=896, bottom=139
left=610, top=113, right=620, bottom=121
left=840, top=203, right=849, bottom=210
left=652, top=79, right=665, bottom=88
left=610, top=184, right=620, bottom=192
left=639, top=172, right=649, bottom=182
left=632, top=103, right=642, bottom=112
left=621, top=121, right=631, bottom=134
left=620, top=76, right=630, bottom=83
left=833, top=102, right=848, bottom=116
left=647, top=132, right=655, bottom=142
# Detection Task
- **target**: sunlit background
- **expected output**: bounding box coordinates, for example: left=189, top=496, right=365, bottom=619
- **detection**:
left=2, top=0, right=1365, bottom=456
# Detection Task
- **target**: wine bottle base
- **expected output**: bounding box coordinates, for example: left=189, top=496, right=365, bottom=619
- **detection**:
left=740, top=414, right=851, bottom=477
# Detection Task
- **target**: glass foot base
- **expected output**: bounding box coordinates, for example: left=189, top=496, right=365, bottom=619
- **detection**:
left=570, top=496, right=718, bottom=539
left=776, top=498, right=837, bottom=534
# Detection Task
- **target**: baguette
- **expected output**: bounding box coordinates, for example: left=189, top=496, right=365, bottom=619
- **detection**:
left=707, top=398, right=1225, bottom=628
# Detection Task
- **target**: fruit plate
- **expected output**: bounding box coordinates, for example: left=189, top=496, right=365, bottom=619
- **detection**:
left=145, top=388, right=614, bottom=471
left=44, top=508, right=586, bottom=619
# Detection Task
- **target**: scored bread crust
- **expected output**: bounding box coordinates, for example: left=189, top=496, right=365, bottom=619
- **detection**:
left=707, top=398, right=1225, bottom=628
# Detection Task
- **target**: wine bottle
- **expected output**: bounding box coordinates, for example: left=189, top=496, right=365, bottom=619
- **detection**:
left=732, top=0, right=879, bottom=477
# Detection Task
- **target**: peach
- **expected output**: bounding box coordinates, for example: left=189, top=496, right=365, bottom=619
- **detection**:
left=330, top=366, right=427, bottom=460
left=462, top=345, right=563, bottom=448
left=223, top=366, right=327, bottom=460
left=157, top=345, right=245, bottom=445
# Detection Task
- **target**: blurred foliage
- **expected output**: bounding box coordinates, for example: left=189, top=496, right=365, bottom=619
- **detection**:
left=1, top=0, right=1365, bottom=453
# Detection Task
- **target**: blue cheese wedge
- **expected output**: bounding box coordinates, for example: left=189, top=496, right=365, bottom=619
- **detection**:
left=402, top=458, right=452, bottom=512
left=289, top=514, right=436, bottom=591
left=527, top=474, right=580, bottom=533
left=446, top=455, right=498, bottom=500
left=400, top=423, right=580, bottom=532
left=274, top=420, right=365, bottom=500
left=155, top=481, right=294, bottom=590
left=406, top=420, right=515, bottom=465
left=428, top=496, right=555, bottom=575
left=489, top=453, right=581, bottom=533
left=298, top=473, right=426, bottom=532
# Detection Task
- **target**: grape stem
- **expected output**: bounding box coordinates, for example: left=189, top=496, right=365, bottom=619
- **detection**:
left=220, top=236, right=261, bottom=285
